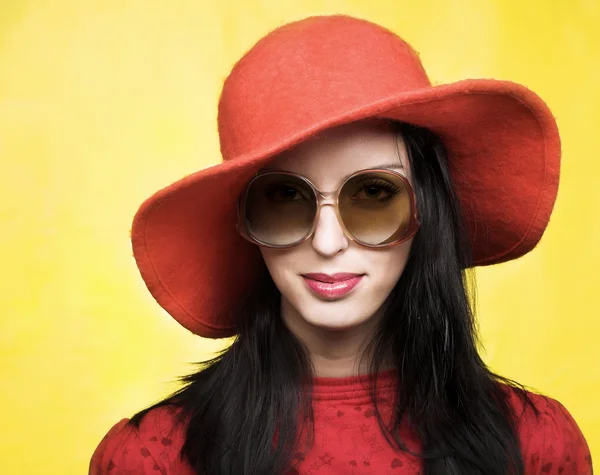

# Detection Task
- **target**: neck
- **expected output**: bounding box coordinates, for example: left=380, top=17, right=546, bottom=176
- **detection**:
left=280, top=298, right=391, bottom=378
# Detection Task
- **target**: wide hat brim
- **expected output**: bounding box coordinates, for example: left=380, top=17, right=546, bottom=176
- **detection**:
left=131, top=77, right=560, bottom=338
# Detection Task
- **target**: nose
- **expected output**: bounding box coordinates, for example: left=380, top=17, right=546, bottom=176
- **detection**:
left=311, top=205, right=349, bottom=256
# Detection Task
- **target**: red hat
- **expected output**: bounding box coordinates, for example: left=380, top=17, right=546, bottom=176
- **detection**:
left=131, top=14, right=560, bottom=338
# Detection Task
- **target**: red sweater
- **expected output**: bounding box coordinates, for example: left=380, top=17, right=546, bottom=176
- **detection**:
left=89, top=370, right=593, bottom=474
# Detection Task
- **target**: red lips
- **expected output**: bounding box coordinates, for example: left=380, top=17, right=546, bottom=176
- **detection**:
left=302, top=273, right=365, bottom=299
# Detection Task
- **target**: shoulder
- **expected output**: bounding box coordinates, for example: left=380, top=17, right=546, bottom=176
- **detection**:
left=89, top=406, right=194, bottom=475
left=503, top=385, right=593, bottom=474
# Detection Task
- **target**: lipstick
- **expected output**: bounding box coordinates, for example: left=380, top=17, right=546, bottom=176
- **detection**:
left=302, top=273, right=364, bottom=300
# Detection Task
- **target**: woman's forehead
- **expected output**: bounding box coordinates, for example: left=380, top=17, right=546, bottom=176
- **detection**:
left=263, top=120, right=409, bottom=187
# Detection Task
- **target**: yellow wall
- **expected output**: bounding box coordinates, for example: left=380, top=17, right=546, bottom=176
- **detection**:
left=1, top=1, right=598, bottom=473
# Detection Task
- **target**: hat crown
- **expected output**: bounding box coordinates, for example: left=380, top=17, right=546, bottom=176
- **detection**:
left=217, top=15, right=430, bottom=161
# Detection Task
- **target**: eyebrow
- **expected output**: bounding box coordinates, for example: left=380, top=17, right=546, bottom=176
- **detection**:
left=366, top=163, right=404, bottom=170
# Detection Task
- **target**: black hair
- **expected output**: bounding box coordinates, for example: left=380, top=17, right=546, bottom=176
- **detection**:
left=129, top=121, right=540, bottom=474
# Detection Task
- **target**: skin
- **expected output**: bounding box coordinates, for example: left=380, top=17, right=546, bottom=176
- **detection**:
left=259, top=119, right=415, bottom=377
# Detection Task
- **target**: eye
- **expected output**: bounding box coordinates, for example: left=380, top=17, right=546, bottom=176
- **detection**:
left=352, top=179, right=402, bottom=201
left=265, top=183, right=308, bottom=202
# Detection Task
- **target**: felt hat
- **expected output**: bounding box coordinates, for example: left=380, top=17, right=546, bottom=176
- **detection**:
left=131, top=14, right=560, bottom=338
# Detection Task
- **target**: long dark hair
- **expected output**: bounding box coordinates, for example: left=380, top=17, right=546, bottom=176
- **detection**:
left=130, top=121, right=540, bottom=474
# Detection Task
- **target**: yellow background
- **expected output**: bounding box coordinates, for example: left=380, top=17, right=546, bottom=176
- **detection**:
left=1, top=1, right=598, bottom=473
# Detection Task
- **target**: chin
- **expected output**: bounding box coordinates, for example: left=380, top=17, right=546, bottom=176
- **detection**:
left=300, top=305, right=374, bottom=330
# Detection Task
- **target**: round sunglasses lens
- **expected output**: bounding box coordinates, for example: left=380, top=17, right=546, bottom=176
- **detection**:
left=243, top=174, right=316, bottom=246
left=339, top=171, right=412, bottom=245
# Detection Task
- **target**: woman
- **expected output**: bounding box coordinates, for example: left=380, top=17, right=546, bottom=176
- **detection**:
left=89, top=14, right=592, bottom=475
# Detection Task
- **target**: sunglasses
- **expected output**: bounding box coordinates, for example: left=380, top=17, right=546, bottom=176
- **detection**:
left=236, top=168, right=420, bottom=249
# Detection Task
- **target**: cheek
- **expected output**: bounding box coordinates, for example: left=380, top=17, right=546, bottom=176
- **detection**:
left=368, top=241, right=412, bottom=289
left=259, top=248, right=296, bottom=286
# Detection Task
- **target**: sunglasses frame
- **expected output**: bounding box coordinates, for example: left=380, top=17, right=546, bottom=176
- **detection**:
left=236, top=168, right=421, bottom=249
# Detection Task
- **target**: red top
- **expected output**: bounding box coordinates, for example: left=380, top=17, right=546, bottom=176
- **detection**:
left=89, top=370, right=593, bottom=474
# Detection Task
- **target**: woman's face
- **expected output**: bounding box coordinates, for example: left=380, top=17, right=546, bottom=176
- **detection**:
left=259, top=119, right=414, bottom=340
